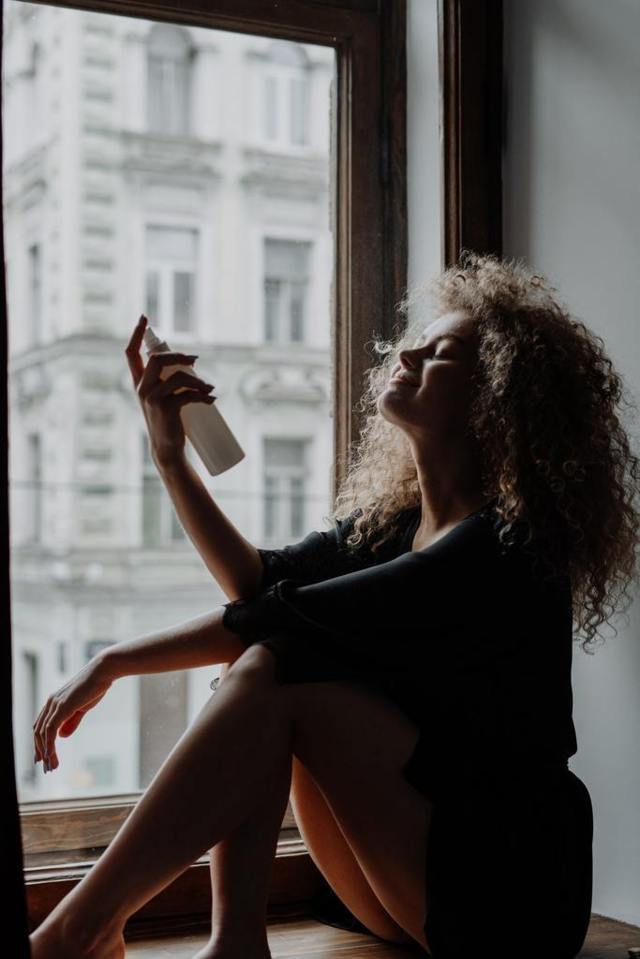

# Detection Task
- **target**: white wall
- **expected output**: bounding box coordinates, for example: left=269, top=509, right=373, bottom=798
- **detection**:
left=502, top=0, right=640, bottom=927
left=407, top=0, right=640, bottom=929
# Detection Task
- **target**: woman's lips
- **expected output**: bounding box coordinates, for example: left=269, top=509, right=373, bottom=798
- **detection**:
left=389, top=374, right=419, bottom=387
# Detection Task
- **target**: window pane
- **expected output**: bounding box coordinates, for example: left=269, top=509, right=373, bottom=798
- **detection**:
left=173, top=270, right=194, bottom=333
left=28, top=243, right=42, bottom=343
left=145, top=227, right=198, bottom=338
left=264, top=277, right=280, bottom=341
left=26, top=433, right=42, bottom=543
left=146, top=23, right=193, bottom=135
left=142, top=475, right=163, bottom=548
left=263, top=439, right=307, bottom=540
left=290, top=474, right=304, bottom=536
left=264, top=239, right=311, bottom=344
left=290, top=280, right=305, bottom=341
left=264, top=74, right=277, bottom=140
left=146, top=225, right=198, bottom=261
left=290, top=75, right=308, bottom=145
left=265, top=237, right=310, bottom=277
left=146, top=270, right=160, bottom=320
left=4, top=3, right=338, bottom=818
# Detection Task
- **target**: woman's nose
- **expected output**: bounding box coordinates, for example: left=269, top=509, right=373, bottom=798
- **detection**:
left=398, top=350, right=418, bottom=369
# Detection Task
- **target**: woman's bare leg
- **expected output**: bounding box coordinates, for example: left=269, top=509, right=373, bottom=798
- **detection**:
left=196, top=664, right=414, bottom=959
left=29, top=647, right=293, bottom=959
left=194, top=663, right=292, bottom=959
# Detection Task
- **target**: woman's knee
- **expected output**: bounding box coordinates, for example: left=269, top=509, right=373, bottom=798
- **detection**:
left=226, top=643, right=279, bottom=685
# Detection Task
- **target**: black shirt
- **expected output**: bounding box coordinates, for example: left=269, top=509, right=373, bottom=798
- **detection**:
left=221, top=500, right=577, bottom=803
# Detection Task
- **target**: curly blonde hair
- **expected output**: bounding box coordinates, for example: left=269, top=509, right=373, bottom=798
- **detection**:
left=330, top=250, right=640, bottom=653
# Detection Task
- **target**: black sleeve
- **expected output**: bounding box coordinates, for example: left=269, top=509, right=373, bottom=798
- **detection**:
left=255, top=510, right=364, bottom=590
left=222, top=516, right=496, bottom=685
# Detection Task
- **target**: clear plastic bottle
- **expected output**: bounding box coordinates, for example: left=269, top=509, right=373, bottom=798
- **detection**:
left=143, top=325, right=245, bottom=477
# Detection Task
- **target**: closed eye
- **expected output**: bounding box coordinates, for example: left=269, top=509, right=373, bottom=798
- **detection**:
left=426, top=348, right=455, bottom=361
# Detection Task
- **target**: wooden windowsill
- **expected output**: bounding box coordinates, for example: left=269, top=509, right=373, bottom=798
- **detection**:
left=25, top=830, right=327, bottom=938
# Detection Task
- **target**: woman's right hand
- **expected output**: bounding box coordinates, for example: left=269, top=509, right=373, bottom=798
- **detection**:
left=125, top=314, right=216, bottom=469
left=33, top=656, right=115, bottom=773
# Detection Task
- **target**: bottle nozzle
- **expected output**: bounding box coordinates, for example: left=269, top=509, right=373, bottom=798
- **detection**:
left=143, top=326, right=164, bottom=353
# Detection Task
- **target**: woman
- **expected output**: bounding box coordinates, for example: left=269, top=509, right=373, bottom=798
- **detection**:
left=30, top=251, right=639, bottom=959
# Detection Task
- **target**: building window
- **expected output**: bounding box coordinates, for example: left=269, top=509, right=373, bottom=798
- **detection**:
left=262, top=39, right=310, bottom=147
left=144, top=225, right=198, bottom=336
left=146, top=23, right=193, bottom=136
left=263, top=438, right=308, bottom=540
left=26, top=433, right=42, bottom=543
left=263, top=238, right=311, bottom=343
left=26, top=41, right=43, bottom=153
left=27, top=242, right=42, bottom=345
left=21, top=651, right=38, bottom=784
left=141, top=433, right=186, bottom=546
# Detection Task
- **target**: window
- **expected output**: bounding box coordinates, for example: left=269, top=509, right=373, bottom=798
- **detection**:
left=20, top=651, right=39, bottom=788
left=28, top=41, right=44, bottom=149
left=263, top=238, right=311, bottom=343
left=262, top=39, right=310, bottom=148
left=27, top=243, right=42, bottom=345
left=146, top=23, right=194, bottom=136
left=141, top=433, right=187, bottom=546
left=263, top=438, right=308, bottom=539
left=2, top=0, right=500, bottom=939
left=26, top=432, right=41, bottom=544
left=144, top=225, right=198, bottom=336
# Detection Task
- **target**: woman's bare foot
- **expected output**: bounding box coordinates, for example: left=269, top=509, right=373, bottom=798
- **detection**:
left=191, top=930, right=271, bottom=959
left=29, top=910, right=126, bottom=959
left=192, top=948, right=270, bottom=959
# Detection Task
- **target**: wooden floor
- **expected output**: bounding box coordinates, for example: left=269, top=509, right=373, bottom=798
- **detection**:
left=125, top=913, right=640, bottom=957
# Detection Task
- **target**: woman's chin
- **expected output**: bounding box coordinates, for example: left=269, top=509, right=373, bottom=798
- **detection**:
left=378, top=383, right=413, bottom=407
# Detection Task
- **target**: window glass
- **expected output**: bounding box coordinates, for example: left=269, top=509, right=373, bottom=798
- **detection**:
left=3, top=3, right=336, bottom=806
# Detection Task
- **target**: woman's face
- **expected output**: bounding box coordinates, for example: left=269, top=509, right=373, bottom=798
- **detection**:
left=377, top=310, right=480, bottom=443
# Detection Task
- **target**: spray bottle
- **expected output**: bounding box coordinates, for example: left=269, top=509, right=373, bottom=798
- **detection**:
left=142, top=324, right=245, bottom=477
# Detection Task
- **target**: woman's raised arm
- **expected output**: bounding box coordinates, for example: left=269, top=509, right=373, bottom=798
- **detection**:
left=158, top=455, right=264, bottom=600
left=125, top=314, right=264, bottom=601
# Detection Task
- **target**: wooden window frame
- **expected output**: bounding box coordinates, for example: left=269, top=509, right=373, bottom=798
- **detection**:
left=2, top=0, right=502, bottom=940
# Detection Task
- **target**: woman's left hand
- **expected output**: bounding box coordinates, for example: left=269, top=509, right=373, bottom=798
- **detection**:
left=33, top=657, right=114, bottom=772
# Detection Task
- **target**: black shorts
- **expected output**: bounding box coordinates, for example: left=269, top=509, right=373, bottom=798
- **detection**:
left=423, top=767, right=593, bottom=959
